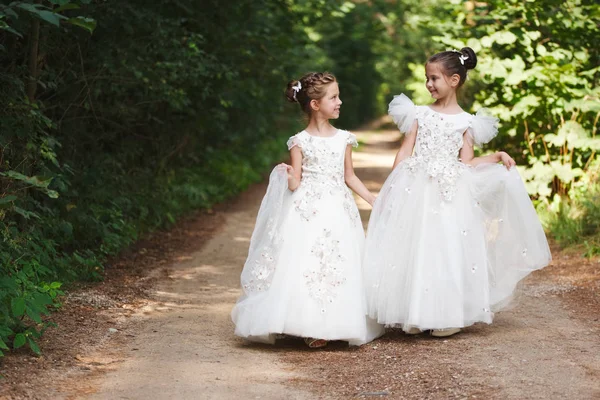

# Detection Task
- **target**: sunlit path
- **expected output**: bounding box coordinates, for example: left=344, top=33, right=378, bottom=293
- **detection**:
left=81, top=129, right=600, bottom=399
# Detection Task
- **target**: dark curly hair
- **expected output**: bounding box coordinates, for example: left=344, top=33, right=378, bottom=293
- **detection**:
left=427, top=47, right=477, bottom=87
left=285, top=72, right=337, bottom=115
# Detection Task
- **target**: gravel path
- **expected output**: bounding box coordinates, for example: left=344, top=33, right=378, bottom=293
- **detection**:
left=2, top=129, right=598, bottom=400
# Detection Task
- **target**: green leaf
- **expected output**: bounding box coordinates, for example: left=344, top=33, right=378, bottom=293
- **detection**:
left=32, top=292, right=53, bottom=307
left=525, top=30, right=542, bottom=41
left=0, top=19, right=23, bottom=37
left=586, top=138, right=600, bottom=151
left=511, top=95, right=540, bottom=117
left=545, top=133, right=563, bottom=147
left=0, top=195, right=17, bottom=209
left=28, top=338, right=41, bottom=355
left=0, top=277, right=18, bottom=291
left=16, top=4, right=67, bottom=27
left=0, top=326, right=13, bottom=338
left=13, top=333, right=26, bottom=349
left=491, top=31, right=517, bottom=45
left=557, top=121, right=589, bottom=150
left=11, top=297, right=25, bottom=317
left=166, top=212, right=175, bottom=224
left=54, top=3, right=79, bottom=13
left=0, top=195, right=17, bottom=203
left=566, top=97, right=600, bottom=113
left=488, top=60, right=507, bottom=78
left=26, top=306, right=43, bottom=324
left=1, top=171, right=51, bottom=188
left=35, top=10, right=66, bottom=26
left=536, top=44, right=547, bottom=56
left=551, top=162, right=583, bottom=183
left=0, top=338, right=9, bottom=351
left=13, top=207, right=41, bottom=220
left=0, top=171, right=58, bottom=198
left=3, top=8, right=19, bottom=19
left=67, top=17, right=96, bottom=33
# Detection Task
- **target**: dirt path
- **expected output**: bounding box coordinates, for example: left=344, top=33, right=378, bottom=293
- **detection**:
left=2, top=129, right=599, bottom=399
left=278, top=131, right=600, bottom=399
left=79, top=182, right=316, bottom=400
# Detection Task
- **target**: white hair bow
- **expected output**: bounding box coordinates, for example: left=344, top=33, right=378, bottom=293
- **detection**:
left=451, top=49, right=469, bottom=65
left=292, top=82, right=302, bottom=100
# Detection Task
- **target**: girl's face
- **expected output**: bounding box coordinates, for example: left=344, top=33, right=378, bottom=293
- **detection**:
left=425, top=62, right=458, bottom=99
left=313, top=82, right=342, bottom=119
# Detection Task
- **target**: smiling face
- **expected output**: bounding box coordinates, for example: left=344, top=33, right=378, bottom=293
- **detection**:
left=425, top=62, right=459, bottom=100
left=312, top=81, right=342, bottom=119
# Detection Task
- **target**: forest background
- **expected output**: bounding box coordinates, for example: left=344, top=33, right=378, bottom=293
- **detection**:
left=0, top=0, right=598, bottom=357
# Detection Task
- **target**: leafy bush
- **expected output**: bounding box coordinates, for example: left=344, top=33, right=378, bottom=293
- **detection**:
left=0, top=0, right=329, bottom=357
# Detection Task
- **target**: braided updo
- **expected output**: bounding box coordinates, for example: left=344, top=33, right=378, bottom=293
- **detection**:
left=427, top=47, right=477, bottom=87
left=285, top=72, right=337, bottom=115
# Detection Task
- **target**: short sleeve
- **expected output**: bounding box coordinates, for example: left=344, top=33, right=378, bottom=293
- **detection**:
left=346, top=131, right=358, bottom=148
left=467, top=109, right=499, bottom=147
left=286, top=133, right=303, bottom=150
left=388, top=94, right=417, bottom=134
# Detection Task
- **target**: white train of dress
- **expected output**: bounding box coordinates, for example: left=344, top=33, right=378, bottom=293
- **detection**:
left=363, top=94, right=552, bottom=331
left=232, top=129, right=384, bottom=344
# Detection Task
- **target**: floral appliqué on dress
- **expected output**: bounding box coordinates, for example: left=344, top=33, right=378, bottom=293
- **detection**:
left=304, top=229, right=347, bottom=312
left=243, top=215, right=283, bottom=292
left=289, top=131, right=360, bottom=225
left=399, top=109, right=469, bottom=201
left=343, top=190, right=360, bottom=226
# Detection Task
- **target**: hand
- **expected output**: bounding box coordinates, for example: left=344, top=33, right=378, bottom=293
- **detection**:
left=499, top=152, right=516, bottom=170
left=277, top=163, right=295, bottom=180
left=368, top=194, right=377, bottom=207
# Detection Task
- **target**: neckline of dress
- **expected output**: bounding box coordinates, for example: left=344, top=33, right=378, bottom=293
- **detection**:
left=426, top=106, right=468, bottom=116
left=302, top=129, right=340, bottom=138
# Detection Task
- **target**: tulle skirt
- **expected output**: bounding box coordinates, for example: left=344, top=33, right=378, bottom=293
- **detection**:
left=363, top=162, right=551, bottom=331
left=232, top=169, right=384, bottom=345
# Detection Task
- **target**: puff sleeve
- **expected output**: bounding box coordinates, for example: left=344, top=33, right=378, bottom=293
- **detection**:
left=286, top=133, right=303, bottom=150
left=388, top=94, right=417, bottom=135
left=346, top=131, right=358, bottom=148
left=467, top=109, right=499, bottom=147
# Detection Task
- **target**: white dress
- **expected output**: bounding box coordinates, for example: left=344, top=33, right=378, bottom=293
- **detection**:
left=231, top=129, right=384, bottom=345
left=363, top=94, right=552, bottom=331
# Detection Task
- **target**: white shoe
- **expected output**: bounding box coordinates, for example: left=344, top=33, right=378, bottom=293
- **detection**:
left=431, top=328, right=461, bottom=337
left=405, top=327, right=421, bottom=335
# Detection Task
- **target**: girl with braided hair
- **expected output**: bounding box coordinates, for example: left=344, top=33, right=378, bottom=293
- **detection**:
left=232, top=72, right=384, bottom=348
left=363, top=48, right=551, bottom=337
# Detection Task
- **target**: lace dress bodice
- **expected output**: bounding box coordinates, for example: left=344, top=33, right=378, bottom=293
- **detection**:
left=413, top=108, right=468, bottom=161
left=388, top=94, right=499, bottom=201
left=286, top=129, right=360, bottom=223
left=287, top=130, right=356, bottom=188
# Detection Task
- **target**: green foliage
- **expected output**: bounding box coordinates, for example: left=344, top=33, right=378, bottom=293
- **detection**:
left=0, top=0, right=349, bottom=358
left=541, top=177, right=600, bottom=256
left=421, top=0, right=599, bottom=201
left=1, top=0, right=97, bottom=356
left=0, top=227, right=64, bottom=356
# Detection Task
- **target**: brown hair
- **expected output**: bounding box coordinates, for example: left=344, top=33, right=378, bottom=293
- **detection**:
left=285, top=72, right=337, bottom=115
left=427, top=47, right=477, bottom=87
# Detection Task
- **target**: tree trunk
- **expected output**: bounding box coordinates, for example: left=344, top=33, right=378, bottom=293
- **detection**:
left=26, top=9, right=41, bottom=102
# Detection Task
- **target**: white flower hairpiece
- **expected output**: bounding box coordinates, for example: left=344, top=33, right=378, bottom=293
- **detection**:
left=292, top=81, right=302, bottom=100
left=451, top=49, right=469, bottom=65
